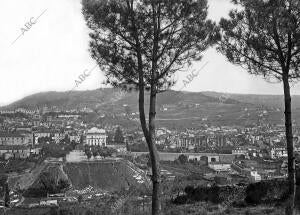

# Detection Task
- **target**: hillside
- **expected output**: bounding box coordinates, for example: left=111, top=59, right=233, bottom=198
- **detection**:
left=8, top=159, right=147, bottom=194
left=4, top=88, right=300, bottom=127
left=1, top=88, right=240, bottom=111
left=202, top=91, right=300, bottom=110
left=4, top=88, right=296, bottom=112
left=63, top=160, right=145, bottom=191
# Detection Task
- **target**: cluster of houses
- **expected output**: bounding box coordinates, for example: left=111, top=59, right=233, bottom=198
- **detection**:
left=1, top=106, right=299, bottom=164
left=0, top=130, right=41, bottom=159
left=232, top=141, right=300, bottom=159
left=0, top=126, right=108, bottom=160
left=0, top=106, right=128, bottom=159
left=0, top=106, right=94, bottom=115
left=150, top=126, right=300, bottom=160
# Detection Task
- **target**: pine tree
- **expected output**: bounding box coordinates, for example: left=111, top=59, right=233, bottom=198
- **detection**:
left=218, top=0, right=300, bottom=213
left=114, top=127, right=125, bottom=144
left=82, top=1, right=218, bottom=213
left=107, top=131, right=114, bottom=144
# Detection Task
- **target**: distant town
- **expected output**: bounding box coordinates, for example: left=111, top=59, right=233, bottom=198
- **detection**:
left=0, top=104, right=298, bottom=213
left=2, top=0, right=300, bottom=213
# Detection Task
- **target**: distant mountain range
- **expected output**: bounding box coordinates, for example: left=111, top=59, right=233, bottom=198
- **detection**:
left=2, top=88, right=242, bottom=111
left=1, top=88, right=296, bottom=110
left=202, top=91, right=300, bottom=110
left=3, top=88, right=300, bottom=127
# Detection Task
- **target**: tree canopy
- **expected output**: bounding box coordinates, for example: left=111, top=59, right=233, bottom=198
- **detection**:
left=218, top=0, right=300, bottom=81
left=82, top=0, right=218, bottom=92
left=114, top=126, right=125, bottom=143
left=218, top=0, right=300, bottom=213
left=82, top=0, right=218, bottom=214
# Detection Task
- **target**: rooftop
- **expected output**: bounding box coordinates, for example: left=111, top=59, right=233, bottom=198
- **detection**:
left=87, top=127, right=106, bottom=134
left=0, top=132, right=24, bottom=138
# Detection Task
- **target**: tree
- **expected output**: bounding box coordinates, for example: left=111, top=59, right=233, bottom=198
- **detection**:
left=49, top=207, right=59, bottom=215
left=57, top=179, right=70, bottom=191
left=80, top=135, right=84, bottom=144
left=82, top=1, right=217, bottom=214
left=177, top=154, right=188, bottom=164
left=78, top=195, right=83, bottom=203
left=92, top=149, right=99, bottom=158
left=108, top=147, right=117, bottom=156
left=40, top=172, right=56, bottom=194
left=4, top=182, right=9, bottom=207
left=38, top=136, right=45, bottom=144
left=114, top=127, right=125, bottom=144
left=85, top=150, right=92, bottom=159
left=84, top=144, right=90, bottom=152
left=218, top=0, right=300, bottom=213
left=71, top=140, right=77, bottom=150
left=98, top=147, right=107, bottom=158
left=61, top=134, right=70, bottom=144
left=38, top=136, right=52, bottom=144
left=107, top=131, right=114, bottom=144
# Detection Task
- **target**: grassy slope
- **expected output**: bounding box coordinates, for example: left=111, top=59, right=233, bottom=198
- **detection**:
left=63, top=160, right=139, bottom=191
left=8, top=161, right=49, bottom=190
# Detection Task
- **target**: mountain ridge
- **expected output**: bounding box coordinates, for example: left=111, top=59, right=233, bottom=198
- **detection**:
left=1, top=88, right=241, bottom=110
left=3, top=88, right=300, bottom=114
left=4, top=88, right=300, bottom=127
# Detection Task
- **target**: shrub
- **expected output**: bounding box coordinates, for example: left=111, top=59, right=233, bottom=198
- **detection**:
left=245, top=180, right=289, bottom=204
left=208, top=185, right=221, bottom=204
left=177, top=155, right=188, bottom=164
left=184, top=185, right=194, bottom=196
left=23, top=187, right=48, bottom=197
left=192, top=187, right=208, bottom=202
left=173, top=195, right=189, bottom=205
left=173, top=180, right=290, bottom=207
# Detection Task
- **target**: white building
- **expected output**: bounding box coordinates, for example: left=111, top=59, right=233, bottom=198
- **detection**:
left=208, top=163, right=231, bottom=172
left=250, top=171, right=261, bottom=181
left=270, top=144, right=287, bottom=159
left=232, top=147, right=248, bottom=156
left=86, top=127, right=106, bottom=146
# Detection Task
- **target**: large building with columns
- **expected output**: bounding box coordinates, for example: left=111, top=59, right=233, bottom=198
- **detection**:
left=86, top=127, right=107, bottom=146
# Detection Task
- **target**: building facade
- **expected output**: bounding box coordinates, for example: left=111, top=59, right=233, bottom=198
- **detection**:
left=86, top=127, right=107, bottom=146
left=0, top=132, right=27, bottom=145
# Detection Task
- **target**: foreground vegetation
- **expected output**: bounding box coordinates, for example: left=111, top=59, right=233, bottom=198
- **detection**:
left=2, top=199, right=294, bottom=215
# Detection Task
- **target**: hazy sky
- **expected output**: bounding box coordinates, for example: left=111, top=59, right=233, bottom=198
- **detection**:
left=0, top=0, right=299, bottom=106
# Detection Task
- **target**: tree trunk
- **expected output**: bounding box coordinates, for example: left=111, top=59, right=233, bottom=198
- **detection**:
left=283, top=75, right=296, bottom=215
left=135, top=1, right=161, bottom=213
left=137, top=57, right=161, bottom=215
left=138, top=87, right=161, bottom=215
left=146, top=2, right=161, bottom=214
left=4, top=182, right=10, bottom=208
left=148, top=90, right=161, bottom=215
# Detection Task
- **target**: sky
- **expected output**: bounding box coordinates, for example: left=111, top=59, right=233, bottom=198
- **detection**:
left=0, top=0, right=299, bottom=106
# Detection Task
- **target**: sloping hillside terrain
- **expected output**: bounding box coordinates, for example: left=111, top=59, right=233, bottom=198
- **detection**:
left=63, top=160, right=144, bottom=191
left=4, top=88, right=300, bottom=127
left=8, top=159, right=148, bottom=191
left=2, top=89, right=240, bottom=111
